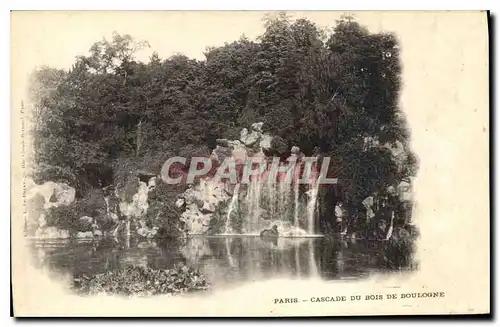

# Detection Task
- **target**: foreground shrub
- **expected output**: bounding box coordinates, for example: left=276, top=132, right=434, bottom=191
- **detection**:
left=381, top=226, right=419, bottom=269
left=72, top=265, right=209, bottom=297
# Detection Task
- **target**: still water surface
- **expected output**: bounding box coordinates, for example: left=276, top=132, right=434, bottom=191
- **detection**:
left=29, top=236, right=398, bottom=289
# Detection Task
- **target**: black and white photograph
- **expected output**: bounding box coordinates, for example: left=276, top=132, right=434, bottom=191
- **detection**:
left=10, top=10, right=490, bottom=317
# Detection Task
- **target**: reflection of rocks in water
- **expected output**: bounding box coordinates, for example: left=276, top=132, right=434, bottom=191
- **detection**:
left=259, top=237, right=278, bottom=248
left=155, top=239, right=187, bottom=269
left=137, top=241, right=157, bottom=249
left=35, top=225, right=70, bottom=239
left=180, top=237, right=212, bottom=266
left=262, top=220, right=309, bottom=237
left=317, top=237, right=382, bottom=279
left=258, top=237, right=309, bottom=251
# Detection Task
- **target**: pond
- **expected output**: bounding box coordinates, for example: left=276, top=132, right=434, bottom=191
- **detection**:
left=28, top=235, right=411, bottom=291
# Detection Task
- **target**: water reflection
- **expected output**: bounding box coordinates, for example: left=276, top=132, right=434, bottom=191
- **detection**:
left=29, top=235, right=414, bottom=289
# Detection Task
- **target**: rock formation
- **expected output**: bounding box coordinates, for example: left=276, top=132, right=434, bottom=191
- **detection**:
left=175, top=122, right=319, bottom=236
left=112, top=174, right=159, bottom=238
left=179, top=180, right=230, bottom=234
left=26, top=178, right=76, bottom=239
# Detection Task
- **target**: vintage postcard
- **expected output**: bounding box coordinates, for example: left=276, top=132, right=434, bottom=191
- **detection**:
left=10, top=11, right=490, bottom=317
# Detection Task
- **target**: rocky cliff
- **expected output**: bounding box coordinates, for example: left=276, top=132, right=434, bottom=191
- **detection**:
left=26, top=179, right=76, bottom=238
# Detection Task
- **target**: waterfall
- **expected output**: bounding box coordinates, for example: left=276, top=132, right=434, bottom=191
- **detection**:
left=278, top=168, right=290, bottom=222
left=125, top=220, right=131, bottom=236
left=104, top=196, right=110, bottom=215
left=293, top=180, right=300, bottom=228
left=225, top=183, right=240, bottom=234
left=245, top=177, right=262, bottom=233
left=254, top=178, right=262, bottom=231
left=306, top=181, right=320, bottom=235
left=268, top=181, right=275, bottom=219
left=212, top=145, right=324, bottom=236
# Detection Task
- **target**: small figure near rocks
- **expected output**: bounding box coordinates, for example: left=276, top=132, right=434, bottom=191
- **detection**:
left=260, top=225, right=279, bottom=238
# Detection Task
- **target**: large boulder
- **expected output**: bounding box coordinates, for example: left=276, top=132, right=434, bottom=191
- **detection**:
left=51, top=182, right=76, bottom=207
left=26, top=179, right=76, bottom=238
left=239, top=128, right=249, bottom=143
left=35, top=226, right=70, bottom=239
left=119, top=177, right=156, bottom=219
left=26, top=179, right=76, bottom=210
left=180, top=203, right=212, bottom=234
left=228, top=140, right=245, bottom=149
left=242, top=130, right=260, bottom=147
left=79, top=216, right=94, bottom=224
left=259, top=134, right=273, bottom=151
left=240, top=127, right=262, bottom=147
left=178, top=178, right=230, bottom=235
left=398, top=180, right=413, bottom=202
left=251, top=122, right=264, bottom=133
left=200, top=202, right=215, bottom=214
left=175, top=198, right=186, bottom=208
left=76, top=231, right=94, bottom=238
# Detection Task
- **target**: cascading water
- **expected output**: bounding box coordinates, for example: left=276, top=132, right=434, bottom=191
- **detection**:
left=245, top=177, right=262, bottom=233
left=219, top=158, right=321, bottom=236
left=104, top=196, right=110, bottom=215
left=293, top=180, right=300, bottom=229
left=210, top=136, right=322, bottom=236
left=306, top=181, right=320, bottom=235
left=225, top=183, right=241, bottom=234
left=278, top=168, right=290, bottom=222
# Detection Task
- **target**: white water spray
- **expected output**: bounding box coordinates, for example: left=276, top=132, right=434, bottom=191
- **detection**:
left=225, top=183, right=241, bottom=234
left=293, top=180, right=300, bottom=228
left=306, top=181, right=320, bottom=235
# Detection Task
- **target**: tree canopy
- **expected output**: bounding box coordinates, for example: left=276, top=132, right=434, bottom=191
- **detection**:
left=29, top=14, right=417, bottom=205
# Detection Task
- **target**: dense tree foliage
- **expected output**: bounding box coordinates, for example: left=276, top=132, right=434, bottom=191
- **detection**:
left=29, top=15, right=417, bottom=232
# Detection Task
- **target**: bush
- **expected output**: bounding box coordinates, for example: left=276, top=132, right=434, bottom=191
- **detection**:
left=45, top=188, right=110, bottom=234
left=270, top=136, right=289, bottom=156
left=45, top=205, right=80, bottom=234
left=381, top=226, right=418, bottom=269
left=72, top=265, right=210, bottom=297
left=206, top=199, right=230, bottom=234
left=145, top=181, right=187, bottom=239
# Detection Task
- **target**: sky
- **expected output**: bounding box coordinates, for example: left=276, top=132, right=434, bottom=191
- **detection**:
left=11, top=11, right=399, bottom=70
left=10, top=11, right=457, bottom=116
